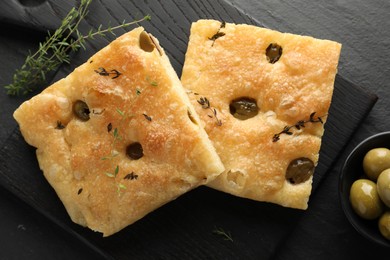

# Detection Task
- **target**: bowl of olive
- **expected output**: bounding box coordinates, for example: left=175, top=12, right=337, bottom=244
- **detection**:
left=339, top=131, right=390, bottom=248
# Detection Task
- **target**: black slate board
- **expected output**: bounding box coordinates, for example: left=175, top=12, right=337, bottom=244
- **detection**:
left=0, top=0, right=378, bottom=259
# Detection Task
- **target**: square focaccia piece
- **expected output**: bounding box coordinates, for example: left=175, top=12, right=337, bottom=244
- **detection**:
left=14, top=27, right=224, bottom=236
left=181, top=20, right=341, bottom=209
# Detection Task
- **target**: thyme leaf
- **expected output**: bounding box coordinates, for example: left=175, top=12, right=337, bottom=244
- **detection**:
left=104, top=164, right=119, bottom=178
left=114, top=165, right=119, bottom=177
left=117, top=183, right=127, bottom=194
left=209, top=21, right=226, bottom=47
left=107, top=122, right=113, bottom=132
left=4, top=0, right=150, bottom=96
left=55, top=120, right=66, bottom=129
left=116, top=108, right=125, bottom=117
left=209, top=32, right=226, bottom=42
left=146, top=76, right=158, bottom=87
left=105, top=173, right=114, bottom=178
left=143, top=113, right=152, bottom=121
left=197, top=97, right=210, bottom=109
left=150, top=81, right=158, bottom=87
left=124, top=172, right=138, bottom=180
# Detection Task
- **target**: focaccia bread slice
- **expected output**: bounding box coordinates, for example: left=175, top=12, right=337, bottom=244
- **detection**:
left=14, top=26, right=224, bottom=236
left=181, top=20, right=341, bottom=209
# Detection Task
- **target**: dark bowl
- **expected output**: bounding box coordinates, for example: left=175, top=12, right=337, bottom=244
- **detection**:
left=339, top=131, right=390, bottom=248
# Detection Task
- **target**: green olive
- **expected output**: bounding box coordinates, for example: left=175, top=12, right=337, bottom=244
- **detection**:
left=350, top=179, right=384, bottom=220
left=377, top=169, right=390, bottom=208
left=378, top=211, right=390, bottom=240
left=285, top=157, right=314, bottom=184
left=73, top=100, right=90, bottom=121
left=229, top=97, right=259, bottom=120
left=139, top=31, right=155, bottom=52
left=363, top=148, right=390, bottom=181
left=266, top=43, right=282, bottom=64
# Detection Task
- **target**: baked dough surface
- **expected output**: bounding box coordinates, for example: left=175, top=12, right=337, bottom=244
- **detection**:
left=181, top=20, right=341, bottom=209
left=14, top=27, right=224, bottom=236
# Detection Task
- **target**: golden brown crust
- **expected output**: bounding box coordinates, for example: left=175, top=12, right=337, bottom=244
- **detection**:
left=181, top=20, right=342, bottom=209
left=14, top=27, right=224, bottom=236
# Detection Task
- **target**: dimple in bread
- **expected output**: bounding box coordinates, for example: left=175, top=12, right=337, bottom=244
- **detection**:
left=181, top=20, right=342, bottom=209
left=13, top=27, right=224, bottom=236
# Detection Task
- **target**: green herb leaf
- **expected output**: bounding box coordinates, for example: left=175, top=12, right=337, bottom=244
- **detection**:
left=117, top=183, right=127, bottom=194
left=146, top=76, right=158, bottom=87
left=114, top=165, right=119, bottom=177
left=116, top=108, right=125, bottom=117
left=105, top=172, right=115, bottom=178
left=113, top=128, right=119, bottom=138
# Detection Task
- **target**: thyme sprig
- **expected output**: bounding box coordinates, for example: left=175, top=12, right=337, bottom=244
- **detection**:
left=197, top=96, right=222, bottom=126
left=212, top=226, right=233, bottom=242
left=272, top=112, right=324, bottom=142
left=94, top=67, right=122, bottom=79
left=4, top=0, right=150, bottom=96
